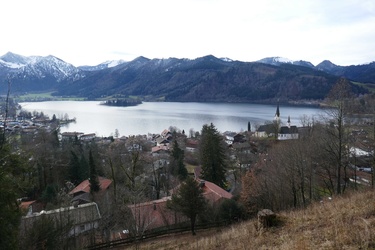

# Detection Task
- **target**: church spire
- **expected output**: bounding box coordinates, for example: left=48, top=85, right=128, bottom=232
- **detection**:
left=274, top=102, right=280, bottom=121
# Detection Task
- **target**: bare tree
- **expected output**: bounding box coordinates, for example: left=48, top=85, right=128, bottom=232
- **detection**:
left=322, top=78, right=354, bottom=194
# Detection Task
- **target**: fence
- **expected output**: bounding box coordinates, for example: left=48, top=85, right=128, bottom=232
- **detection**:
left=86, top=221, right=228, bottom=249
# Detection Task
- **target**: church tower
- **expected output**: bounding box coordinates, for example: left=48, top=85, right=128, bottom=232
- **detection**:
left=274, top=102, right=280, bottom=122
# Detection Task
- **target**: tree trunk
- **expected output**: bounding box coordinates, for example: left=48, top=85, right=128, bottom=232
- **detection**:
left=190, top=216, right=196, bottom=236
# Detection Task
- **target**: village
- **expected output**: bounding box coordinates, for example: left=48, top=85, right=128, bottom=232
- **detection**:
left=2, top=104, right=373, bottom=248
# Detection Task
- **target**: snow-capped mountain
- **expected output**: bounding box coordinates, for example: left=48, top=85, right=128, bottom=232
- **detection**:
left=0, top=52, right=31, bottom=68
left=257, top=57, right=315, bottom=68
left=1, top=52, right=374, bottom=97
left=0, top=52, right=84, bottom=82
left=78, top=59, right=127, bottom=71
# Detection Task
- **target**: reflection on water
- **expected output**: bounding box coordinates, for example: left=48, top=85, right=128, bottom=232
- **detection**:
left=20, top=101, right=322, bottom=137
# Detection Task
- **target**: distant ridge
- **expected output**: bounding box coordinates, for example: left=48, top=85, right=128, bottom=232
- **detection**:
left=0, top=52, right=372, bottom=102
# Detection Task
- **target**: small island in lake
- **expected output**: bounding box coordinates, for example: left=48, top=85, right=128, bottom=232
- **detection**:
left=100, top=98, right=142, bottom=107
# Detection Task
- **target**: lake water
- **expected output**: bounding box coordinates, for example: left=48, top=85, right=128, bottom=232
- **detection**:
left=19, top=101, right=322, bottom=137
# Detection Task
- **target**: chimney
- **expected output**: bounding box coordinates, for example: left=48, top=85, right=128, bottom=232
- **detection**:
left=73, top=201, right=79, bottom=208
left=199, top=180, right=205, bottom=188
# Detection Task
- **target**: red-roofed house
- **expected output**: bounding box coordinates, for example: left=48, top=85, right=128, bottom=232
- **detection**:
left=69, top=177, right=112, bottom=205
left=199, top=180, right=233, bottom=205
left=19, top=200, right=44, bottom=216
left=128, top=179, right=232, bottom=231
left=186, top=138, right=199, bottom=152
left=128, top=197, right=187, bottom=232
left=151, top=145, right=170, bottom=155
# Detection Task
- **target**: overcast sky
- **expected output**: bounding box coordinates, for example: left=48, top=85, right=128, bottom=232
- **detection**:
left=1, top=0, right=374, bottom=67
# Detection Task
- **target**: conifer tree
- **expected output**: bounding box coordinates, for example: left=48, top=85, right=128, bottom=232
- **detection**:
left=199, top=123, right=227, bottom=188
left=0, top=163, right=21, bottom=249
left=0, top=80, right=22, bottom=249
left=168, top=177, right=206, bottom=235
left=170, top=140, right=188, bottom=180
left=89, top=150, right=100, bottom=193
left=69, top=151, right=84, bottom=184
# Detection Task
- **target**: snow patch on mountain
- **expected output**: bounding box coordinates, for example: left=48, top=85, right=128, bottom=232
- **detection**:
left=79, top=59, right=127, bottom=71
left=0, top=59, right=24, bottom=69
left=220, top=57, right=233, bottom=62
left=1, top=52, right=84, bottom=82
left=257, top=57, right=314, bottom=68
left=274, top=57, right=293, bottom=63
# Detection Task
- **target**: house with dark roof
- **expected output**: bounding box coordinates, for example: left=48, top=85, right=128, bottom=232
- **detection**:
left=156, top=137, right=170, bottom=146
left=277, top=116, right=299, bottom=140
left=278, top=125, right=299, bottom=140
left=80, top=133, right=96, bottom=141
left=234, top=133, right=246, bottom=143
left=254, top=124, right=277, bottom=138
left=61, top=131, right=84, bottom=141
left=20, top=202, right=101, bottom=237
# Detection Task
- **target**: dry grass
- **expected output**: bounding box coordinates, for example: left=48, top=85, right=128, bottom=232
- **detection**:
left=123, top=189, right=375, bottom=250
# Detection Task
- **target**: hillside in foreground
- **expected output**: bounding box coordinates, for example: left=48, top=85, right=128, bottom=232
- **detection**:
left=129, top=189, right=375, bottom=250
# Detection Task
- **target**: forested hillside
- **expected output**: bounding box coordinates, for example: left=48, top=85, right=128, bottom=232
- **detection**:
left=55, top=56, right=354, bottom=102
left=1, top=53, right=372, bottom=103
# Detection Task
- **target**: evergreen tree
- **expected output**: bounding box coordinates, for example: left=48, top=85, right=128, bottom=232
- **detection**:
left=0, top=168, right=21, bottom=249
left=51, top=114, right=57, bottom=122
left=89, top=150, right=100, bottom=193
left=41, top=184, right=58, bottom=204
left=170, top=140, right=188, bottom=180
left=69, top=151, right=87, bottom=184
left=51, top=129, right=60, bottom=148
left=199, top=123, right=227, bottom=188
left=0, top=146, right=22, bottom=249
left=168, top=177, right=207, bottom=235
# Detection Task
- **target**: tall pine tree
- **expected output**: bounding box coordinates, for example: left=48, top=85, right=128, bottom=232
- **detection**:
left=170, top=140, right=188, bottom=180
left=199, top=123, right=227, bottom=188
left=168, top=177, right=206, bottom=235
left=69, top=151, right=88, bottom=185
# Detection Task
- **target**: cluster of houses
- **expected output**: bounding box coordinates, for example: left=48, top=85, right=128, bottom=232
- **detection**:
left=18, top=127, right=233, bottom=244
left=17, top=103, right=373, bottom=245
left=20, top=171, right=233, bottom=243
left=17, top=104, right=305, bottom=242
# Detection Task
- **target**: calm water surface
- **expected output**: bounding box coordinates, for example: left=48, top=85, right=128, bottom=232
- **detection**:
left=20, top=101, right=322, bottom=137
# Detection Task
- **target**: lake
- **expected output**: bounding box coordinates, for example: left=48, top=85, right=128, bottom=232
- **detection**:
left=19, top=101, right=322, bottom=137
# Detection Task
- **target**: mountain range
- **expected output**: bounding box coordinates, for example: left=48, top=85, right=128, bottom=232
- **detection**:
left=0, top=52, right=373, bottom=103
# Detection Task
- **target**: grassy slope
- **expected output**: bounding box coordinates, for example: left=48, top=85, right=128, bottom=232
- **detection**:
left=14, top=91, right=86, bottom=102
left=352, top=81, right=375, bottom=94
left=129, top=189, right=375, bottom=250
